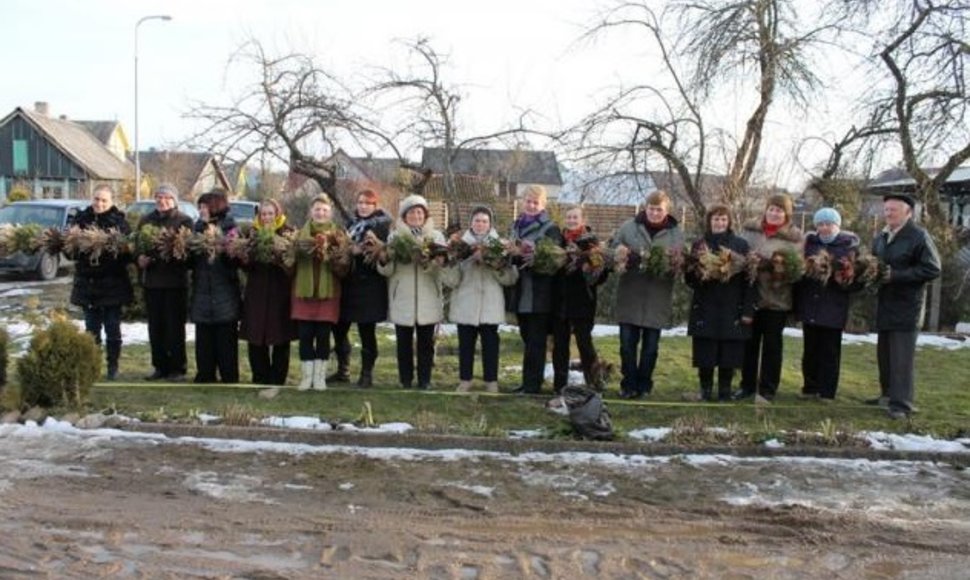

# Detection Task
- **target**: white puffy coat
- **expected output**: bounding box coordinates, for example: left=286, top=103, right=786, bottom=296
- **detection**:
left=441, top=229, right=518, bottom=325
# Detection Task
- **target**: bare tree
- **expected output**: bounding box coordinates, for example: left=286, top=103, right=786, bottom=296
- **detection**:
left=185, top=39, right=405, bottom=221
left=801, top=0, right=969, bottom=243
left=367, top=37, right=551, bottom=223
left=570, top=0, right=843, bottom=220
left=873, top=0, right=970, bottom=239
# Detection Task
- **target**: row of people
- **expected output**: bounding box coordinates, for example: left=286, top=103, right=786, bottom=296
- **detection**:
left=68, top=183, right=940, bottom=418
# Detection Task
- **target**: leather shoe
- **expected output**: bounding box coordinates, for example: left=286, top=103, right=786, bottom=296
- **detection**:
left=731, top=389, right=755, bottom=401
left=143, top=370, right=165, bottom=381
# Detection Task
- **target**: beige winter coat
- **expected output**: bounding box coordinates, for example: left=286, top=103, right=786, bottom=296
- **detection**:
left=377, top=222, right=447, bottom=326
left=441, top=229, right=518, bottom=325
left=740, top=219, right=804, bottom=312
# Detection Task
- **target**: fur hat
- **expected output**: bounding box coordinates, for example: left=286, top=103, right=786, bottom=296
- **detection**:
left=399, top=194, right=429, bottom=219
left=813, top=207, right=842, bottom=226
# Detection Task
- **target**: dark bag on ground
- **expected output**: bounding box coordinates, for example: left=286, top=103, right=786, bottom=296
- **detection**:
left=562, top=385, right=614, bottom=441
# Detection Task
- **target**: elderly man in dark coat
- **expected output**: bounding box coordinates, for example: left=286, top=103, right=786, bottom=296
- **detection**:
left=870, top=193, right=941, bottom=419
left=70, top=184, right=133, bottom=380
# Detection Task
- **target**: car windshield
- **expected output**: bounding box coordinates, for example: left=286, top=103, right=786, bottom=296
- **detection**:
left=229, top=202, right=257, bottom=218
left=0, top=205, right=64, bottom=227
left=126, top=202, right=156, bottom=216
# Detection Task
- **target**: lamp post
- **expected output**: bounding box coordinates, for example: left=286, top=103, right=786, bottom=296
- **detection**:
left=134, top=14, right=172, bottom=201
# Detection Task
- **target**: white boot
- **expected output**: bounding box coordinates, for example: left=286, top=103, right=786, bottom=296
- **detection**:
left=485, top=381, right=499, bottom=393
left=456, top=380, right=473, bottom=393
left=297, top=360, right=314, bottom=391
left=313, top=360, right=327, bottom=390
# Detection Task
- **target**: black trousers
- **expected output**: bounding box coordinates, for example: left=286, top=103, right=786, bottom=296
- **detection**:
left=517, top=313, right=551, bottom=392
left=144, top=287, right=187, bottom=376
left=332, top=320, right=379, bottom=371
left=877, top=330, right=918, bottom=413
left=195, top=322, right=239, bottom=384
left=740, top=309, right=788, bottom=397
left=552, top=317, right=597, bottom=391
left=458, top=324, right=500, bottom=382
left=395, top=324, right=436, bottom=387
left=801, top=324, right=843, bottom=399
left=248, top=342, right=291, bottom=385
left=698, top=367, right=736, bottom=397
left=298, top=321, right=332, bottom=361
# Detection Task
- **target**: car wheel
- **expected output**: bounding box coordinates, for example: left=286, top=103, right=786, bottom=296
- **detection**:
left=37, top=253, right=59, bottom=280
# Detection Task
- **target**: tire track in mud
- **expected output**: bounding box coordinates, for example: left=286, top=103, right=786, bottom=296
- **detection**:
left=2, top=426, right=970, bottom=577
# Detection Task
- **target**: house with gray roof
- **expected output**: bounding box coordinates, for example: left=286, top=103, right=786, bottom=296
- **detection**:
left=420, top=147, right=563, bottom=200
left=75, top=120, right=130, bottom=163
left=0, top=102, right=133, bottom=200
left=137, top=150, right=232, bottom=200
left=868, top=166, right=970, bottom=227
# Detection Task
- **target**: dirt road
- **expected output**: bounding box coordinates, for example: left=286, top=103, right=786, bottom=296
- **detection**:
left=1, top=424, right=969, bottom=578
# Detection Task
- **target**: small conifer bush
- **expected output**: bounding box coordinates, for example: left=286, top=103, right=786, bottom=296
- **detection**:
left=17, top=319, right=101, bottom=408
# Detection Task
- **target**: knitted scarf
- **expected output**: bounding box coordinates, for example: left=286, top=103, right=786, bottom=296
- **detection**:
left=563, top=225, right=586, bottom=244
left=253, top=214, right=286, bottom=232
left=762, top=219, right=782, bottom=238
left=295, top=221, right=335, bottom=299
left=346, top=209, right=390, bottom=243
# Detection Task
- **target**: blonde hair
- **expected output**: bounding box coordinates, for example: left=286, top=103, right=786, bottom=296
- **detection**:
left=521, top=184, right=548, bottom=205
left=645, top=190, right=672, bottom=211
left=311, top=194, right=332, bottom=207
left=563, top=204, right=584, bottom=217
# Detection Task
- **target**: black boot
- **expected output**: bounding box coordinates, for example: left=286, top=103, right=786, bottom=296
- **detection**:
left=700, top=384, right=713, bottom=401
left=105, top=340, right=122, bottom=381
left=717, top=368, right=735, bottom=402
left=357, top=351, right=376, bottom=388
left=698, top=368, right=714, bottom=402
left=327, top=353, right=351, bottom=383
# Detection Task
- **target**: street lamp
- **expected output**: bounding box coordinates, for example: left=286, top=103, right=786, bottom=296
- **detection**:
left=134, top=14, right=172, bottom=201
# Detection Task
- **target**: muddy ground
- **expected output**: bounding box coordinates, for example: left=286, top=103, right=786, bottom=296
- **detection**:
left=1, top=426, right=969, bottom=579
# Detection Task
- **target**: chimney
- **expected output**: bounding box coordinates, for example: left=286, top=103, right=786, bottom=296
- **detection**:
left=34, top=101, right=50, bottom=116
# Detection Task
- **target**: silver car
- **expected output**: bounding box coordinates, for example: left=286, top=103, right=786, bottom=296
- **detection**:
left=0, top=199, right=90, bottom=279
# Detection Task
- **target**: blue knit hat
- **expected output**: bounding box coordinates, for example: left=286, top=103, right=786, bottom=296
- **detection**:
left=813, top=207, right=841, bottom=226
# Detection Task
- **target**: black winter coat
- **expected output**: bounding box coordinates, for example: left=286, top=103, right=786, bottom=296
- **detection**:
left=872, top=219, right=941, bottom=331
left=137, top=208, right=194, bottom=289
left=556, top=227, right=608, bottom=320
left=507, top=212, right=563, bottom=315
left=190, top=215, right=241, bottom=324
left=796, top=231, right=860, bottom=329
left=240, top=223, right=297, bottom=345
left=69, top=205, right=134, bottom=308
left=340, top=209, right=392, bottom=324
left=685, top=232, right=755, bottom=341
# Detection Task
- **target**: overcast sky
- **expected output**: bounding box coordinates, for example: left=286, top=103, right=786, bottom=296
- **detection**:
left=2, top=0, right=876, bottom=190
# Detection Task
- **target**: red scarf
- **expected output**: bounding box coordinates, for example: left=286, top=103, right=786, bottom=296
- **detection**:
left=762, top=220, right=782, bottom=238
left=563, top=225, right=586, bottom=243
